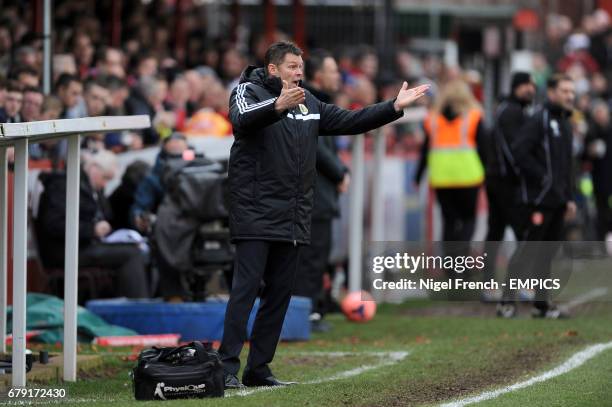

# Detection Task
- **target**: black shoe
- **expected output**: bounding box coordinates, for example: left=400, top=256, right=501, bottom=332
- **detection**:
left=531, top=305, right=569, bottom=319
left=311, top=319, right=332, bottom=333
left=242, top=371, right=297, bottom=387
left=224, top=374, right=245, bottom=389
left=496, top=302, right=517, bottom=318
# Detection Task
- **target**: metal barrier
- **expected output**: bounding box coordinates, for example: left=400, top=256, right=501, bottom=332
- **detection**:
left=0, top=115, right=150, bottom=387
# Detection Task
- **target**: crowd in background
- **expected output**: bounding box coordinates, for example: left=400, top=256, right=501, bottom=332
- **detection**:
left=2, top=0, right=612, bottom=301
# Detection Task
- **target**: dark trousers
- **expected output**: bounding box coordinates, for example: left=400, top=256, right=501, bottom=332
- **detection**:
left=155, top=253, right=188, bottom=298
left=483, top=178, right=522, bottom=281
left=594, top=192, right=612, bottom=240
left=219, top=240, right=300, bottom=377
left=79, top=243, right=149, bottom=298
left=503, top=205, right=565, bottom=309
left=293, top=219, right=331, bottom=317
left=436, top=187, right=479, bottom=262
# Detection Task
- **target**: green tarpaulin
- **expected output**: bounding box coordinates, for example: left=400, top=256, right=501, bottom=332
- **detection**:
left=7, top=293, right=136, bottom=343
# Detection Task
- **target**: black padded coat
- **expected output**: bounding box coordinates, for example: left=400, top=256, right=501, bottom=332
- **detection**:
left=228, top=66, right=403, bottom=244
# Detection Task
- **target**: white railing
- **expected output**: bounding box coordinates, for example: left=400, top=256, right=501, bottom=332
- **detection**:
left=0, top=115, right=150, bottom=387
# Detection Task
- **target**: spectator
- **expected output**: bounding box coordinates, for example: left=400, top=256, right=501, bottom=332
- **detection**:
left=14, top=46, right=38, bottom=70
left=0, top=80, right=23, bottom=123
left=131, top=133, right=190, bottom=233
left=95, top=46, right=126, bottom=79
left=35, top=149, right=150, bottom=299
left=587, top=9, right=611, bottom=70
left=0, top=76, right=6, bottom=108
left=71, top=32, right=94, bottom=79
left=53, top=54, right=78, bottom=82
left=20, top=87, right=43, bottom=122
left=40, top=95, right=63, bottom=121
left=590, top=71, right=609, bottom=99
left=55, top=73, right=85, bottom=119
left=104, top=75, right=129, bottom=115
left=11, top=65, right=39, bottom=88
left=352, top=45, right=379, bottom=81
left=0, top=24, right=12, bottom=77
left=166, top=75, right=191, bottom=131
left=183, top=79, right=231, bottom=136
left=108, top=160, right=151, bottom=231
left=584, top=99, right=612, bottom=240
left=221, top=47, right=247, bottom=91
left=82, top=77, right=111, bottom=150
left=125, top=75, right=171, bottom=145
left=83, top=77, right=110, bottom=117
left=545, top=14, right=573, bottom=68
left=131, top=134, right=191, bottom=301
left=29, top=95, right=67, bottom=166
left=183, top=69, right=209, bottom=115
left=132, top=50, right=158, bottom=81
left=346, top=75, right=377, bottom=109
left=557, top=33, right=600, bottom=75
left=103, top=75, right=140, bottom=151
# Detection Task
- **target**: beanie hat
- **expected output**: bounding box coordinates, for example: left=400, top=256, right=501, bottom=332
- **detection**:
left=511, top=71, right=533, bottom=92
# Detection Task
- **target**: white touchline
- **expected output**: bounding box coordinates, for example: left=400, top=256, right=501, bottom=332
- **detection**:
left=439, top=341, right=612, bottom=407
left=15, top=398, right=107, bottom=405
left=560, top=287, right=609, bottom=312
left=227, top=351, right=410, bottom=397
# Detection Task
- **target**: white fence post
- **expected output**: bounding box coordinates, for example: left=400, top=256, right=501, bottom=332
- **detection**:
left=11, top=138, right=29, bottom=387
left=349, top=134, right=365, bottom=293
left=63, top=133, right=80, bottom=382
left=0, top=115, right=150, bottom=386
left=0, top=147, right=7, bottom=354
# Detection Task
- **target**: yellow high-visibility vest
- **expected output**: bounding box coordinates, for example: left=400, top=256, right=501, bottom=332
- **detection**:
left=424, top=109, right=484, bottom=188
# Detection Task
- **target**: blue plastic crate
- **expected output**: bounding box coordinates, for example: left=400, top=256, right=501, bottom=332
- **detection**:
left=86, top=296, right=311, bottom=341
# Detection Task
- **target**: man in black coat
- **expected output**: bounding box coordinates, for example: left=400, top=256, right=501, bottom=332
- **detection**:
left=220, top=41, right=428, bottom=388
left=292, top=49, right=348, bottom=332
left=482, top=72, right=535, bottom=297
left=36, top=149, right=149, bottom=300
left=498, top=74, right=577, bottom=319
left=583, top=100, right=612, bottom=240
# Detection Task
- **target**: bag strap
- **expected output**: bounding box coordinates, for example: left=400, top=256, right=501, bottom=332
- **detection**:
left=157, top=341, right=210, bottom=363
left=191, top=341, right=210, bottom=363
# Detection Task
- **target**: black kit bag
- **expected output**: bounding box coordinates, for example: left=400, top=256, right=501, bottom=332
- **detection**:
left=132, top=341, right=224, bottom=400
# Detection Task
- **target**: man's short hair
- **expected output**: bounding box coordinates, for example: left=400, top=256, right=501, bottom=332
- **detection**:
left=95, top=46, right=120, bottom=65
left=22, top=86, right=42, bottom=95
left=54, top=73, right=80, bottom=92
left=264, top=41, right=303, bottom=67
left=99, top=74, right=127, bottom=91
left=83, top=77, right=108, bottom=94
left=547, top=74, right=573, bottom=90
left=9, top=65, right=38, bottom=80
left=305, top=49, right=332, bottom=82
left=6, top=80, right=23, bottom=94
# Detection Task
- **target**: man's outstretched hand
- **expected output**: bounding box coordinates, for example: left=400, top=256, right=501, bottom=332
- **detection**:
left=393, top=82, right=430, bottom=112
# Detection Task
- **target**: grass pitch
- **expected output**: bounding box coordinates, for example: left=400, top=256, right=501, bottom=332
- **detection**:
left=3, top=300, right=612, bottom=407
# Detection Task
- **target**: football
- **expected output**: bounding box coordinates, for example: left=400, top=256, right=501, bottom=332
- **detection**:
left=341, top=291, right=377, bottom=322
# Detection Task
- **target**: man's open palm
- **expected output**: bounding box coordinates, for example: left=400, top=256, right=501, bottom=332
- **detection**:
left=394, top=82, right=430, bottom=112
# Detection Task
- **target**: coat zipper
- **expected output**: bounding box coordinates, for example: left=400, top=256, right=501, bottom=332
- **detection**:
left=292, top=107, right=300, bottom=247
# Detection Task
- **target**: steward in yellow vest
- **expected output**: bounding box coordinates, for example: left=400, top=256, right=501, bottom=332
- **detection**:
left=414, top=79, right=486, bottom=245
left=424, top=108, right=484, bottom=188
